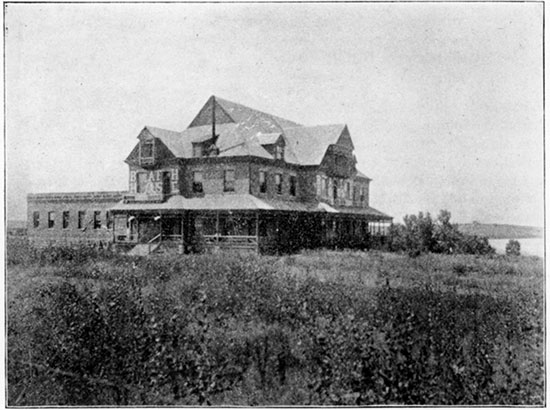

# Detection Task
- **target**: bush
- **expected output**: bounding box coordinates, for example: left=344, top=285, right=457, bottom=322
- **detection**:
left=505, top=239, right=521, bottom=257
left=388, top=210, right=495, bottom=256
left=7, top=252, right=543, bottom=405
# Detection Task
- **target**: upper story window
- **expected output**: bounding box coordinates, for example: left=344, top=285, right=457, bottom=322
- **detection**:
left=289, top=175, right=297, bottom=196
left=78, top=211, right=86, bottom=229
left=324, top=178, right=329, bottom=197
left=62, top=211, right=70, bottom=229
left=316, top=175, right=322, bottom=196
left=162, top=171, right=171, bottom=195
left=93, top=211, right=101, bottom=229
left=141, top=141, right=154, bottom=158
left=48, top=212, right=55, bottom=228
left=259, top=171, right=267, bottom=193
left=224, top=169, right=235, bottom=192
left=136, top=172, right=148, bottom=194
left=193, top=171, right=203, bottom=193
left=106, top=211, right=113, bottom=229
left=33, top=211, right=40, bottom=228
left=275, top=173, right=282, bottom=194
left=193, top=144, right=203, bottom=158
left=346, top=182, right=351, bottom=199
left=275, top=145, right=284, bottom=160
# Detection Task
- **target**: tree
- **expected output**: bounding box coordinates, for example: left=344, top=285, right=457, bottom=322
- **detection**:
left=505, top=239, right=521, bottom=256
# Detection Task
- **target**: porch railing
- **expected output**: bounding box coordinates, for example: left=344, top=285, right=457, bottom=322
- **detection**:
left=147, top=234, right=161, bottom=253
left=203, top=235, right=258, bottom=250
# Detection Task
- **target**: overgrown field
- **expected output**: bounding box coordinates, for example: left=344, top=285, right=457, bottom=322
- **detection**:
left=7, top=238, right=545, bottom=405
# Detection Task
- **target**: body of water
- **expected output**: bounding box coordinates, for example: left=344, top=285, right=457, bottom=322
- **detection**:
left=488, top=237, right=544, bottom=258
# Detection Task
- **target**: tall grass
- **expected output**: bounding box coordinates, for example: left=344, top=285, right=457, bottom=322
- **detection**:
left=7, top=242, right=544, bottom=405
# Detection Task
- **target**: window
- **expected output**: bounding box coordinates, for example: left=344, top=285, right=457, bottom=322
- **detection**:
left=353, top=186, right=358, bottom=202
left=93, top=211, right=101, bottom=229
left=33, top=211, right=40, bottom=228
left=259, top=171, right=267, bottom=193
left=193, top=171, right=203, bottom=193
left=333, top=184, right=338, bottom=201
left=137, top=172, right=148, bottom=193
left=141, top=141, right=154, bottom=158
left=346, top=182, right=351, bottom=199
left=275, top=173, right=282, bottom=194
left=162, top=171, right=171, bottom=195
left=48, top=212, right=55, bottom=228
left=62, top=211, right=70, bottom=229
left=275, top=145, right=284, bottom=160
left=324, top=178, right=329, bottom=197
left=193, top=143, right=203, bottom=158
left=316, top=175, right=322, bottom=196
left=289, top=175, right=297, bottom=196
left=360, top=187, right=366, bottom=203
left=106, top=211, right=113, bottom=229
left=78, top=211, right=86, bottom=229
left=224, top=169, right=235, bottom=192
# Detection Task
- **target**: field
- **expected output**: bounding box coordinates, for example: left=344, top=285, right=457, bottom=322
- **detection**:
left=7, top=238, right=545, bottom=405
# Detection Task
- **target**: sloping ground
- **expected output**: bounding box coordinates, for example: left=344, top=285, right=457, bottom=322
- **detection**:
left=457, top=223, right=542, bottom=239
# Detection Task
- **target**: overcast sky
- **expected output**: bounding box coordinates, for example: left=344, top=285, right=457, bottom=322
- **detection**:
left=5, top=2, right=543, bottom=226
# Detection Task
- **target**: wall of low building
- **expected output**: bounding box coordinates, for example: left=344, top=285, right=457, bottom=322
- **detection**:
left=27, top=191, right=126, bottom=247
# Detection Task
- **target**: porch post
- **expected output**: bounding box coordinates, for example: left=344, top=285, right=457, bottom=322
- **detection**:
left=255, top=211, right=259, bottom=252
left=216, top=211, right=220, bottom=243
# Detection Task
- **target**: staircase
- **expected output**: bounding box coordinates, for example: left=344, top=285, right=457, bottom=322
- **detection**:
left=127, top=234, right=162, bottom=256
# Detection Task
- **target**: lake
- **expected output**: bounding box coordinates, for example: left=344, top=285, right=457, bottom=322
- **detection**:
left=489, top=237, right=544, bottom=258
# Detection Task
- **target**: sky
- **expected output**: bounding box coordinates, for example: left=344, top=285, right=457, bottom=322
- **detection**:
left=5, top=2, right=544, bottom=226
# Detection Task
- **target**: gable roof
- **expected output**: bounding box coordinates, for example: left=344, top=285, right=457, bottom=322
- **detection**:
left=132, top=97, right=360, bottom=168
left=283, top=124, right=347, bottom=165
left=215, top=97, right=301, bottom=130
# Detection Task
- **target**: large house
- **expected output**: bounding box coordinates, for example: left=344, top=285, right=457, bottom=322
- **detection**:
left=27, top=96, right=392, bottom=254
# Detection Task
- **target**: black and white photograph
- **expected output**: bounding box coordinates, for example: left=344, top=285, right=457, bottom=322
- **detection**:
left=5, top=2, right=544, bottom=405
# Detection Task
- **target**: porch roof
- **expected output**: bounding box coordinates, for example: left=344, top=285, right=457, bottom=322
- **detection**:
left=109, top=194, right=392, bottom=220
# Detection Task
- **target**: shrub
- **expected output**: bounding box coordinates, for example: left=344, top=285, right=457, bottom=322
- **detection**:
left=388, top=210, right=495, bottom=256
left=505, top=239, right=521, bottom=257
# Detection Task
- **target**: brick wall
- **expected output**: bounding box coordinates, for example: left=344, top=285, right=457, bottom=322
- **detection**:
left=183, top=161, right=250, bottom=196
left=27, top=192, right=126, bottom=247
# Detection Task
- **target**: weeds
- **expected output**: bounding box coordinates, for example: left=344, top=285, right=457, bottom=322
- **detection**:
left=7, top=243, right=544, bottom=405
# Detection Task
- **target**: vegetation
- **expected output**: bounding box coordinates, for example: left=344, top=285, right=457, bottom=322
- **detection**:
left=7, top=237, right=544, bottom=405
left=505, top=239, right=521, bottom=257
left=386, top=210, right=495, bottom=256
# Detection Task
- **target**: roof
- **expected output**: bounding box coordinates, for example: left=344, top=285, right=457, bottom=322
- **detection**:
left=355, top=169, right=372, bottom=181
left=256, top=132, right=282, bottom=145
left=283, top=124, right=347, bottom=165
left=215, top=97, right=301, bottom=130
left=110, top=194, right=391, bottom=220
left=136, top=97, right=365, bottom=169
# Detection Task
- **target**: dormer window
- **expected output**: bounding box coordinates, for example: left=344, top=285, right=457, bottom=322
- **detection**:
left=275, top=145, right=284, bottom=160
left=141, top=141, right=154, bottom=158
left=193, top=143, right=203, bottom=158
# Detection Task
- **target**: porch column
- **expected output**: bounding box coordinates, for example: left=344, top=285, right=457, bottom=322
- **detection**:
left=255, top=211, right=260, bottom=252
left=216, top=211, right=220, bottom=243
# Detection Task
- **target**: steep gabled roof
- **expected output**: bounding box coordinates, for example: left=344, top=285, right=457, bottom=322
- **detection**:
left=283, top=124, right=348, bottom=165
left=215, top=97, right=301, bottom=130
left=131, top=98, right=363, bottom=168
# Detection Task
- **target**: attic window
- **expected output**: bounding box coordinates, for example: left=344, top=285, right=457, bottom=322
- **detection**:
left=193, top=144, right=203, bottom=158
left=142, top=141, right=154, bottom=158
left=275, top=145, right=284, bottom=160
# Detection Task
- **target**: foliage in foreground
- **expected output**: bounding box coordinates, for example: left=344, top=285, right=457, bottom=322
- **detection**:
left=387, top=210, right=495, bottom=256
left=7, top=249, right=544, bottom=406
left=506, top=239, right=521, bottom=256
